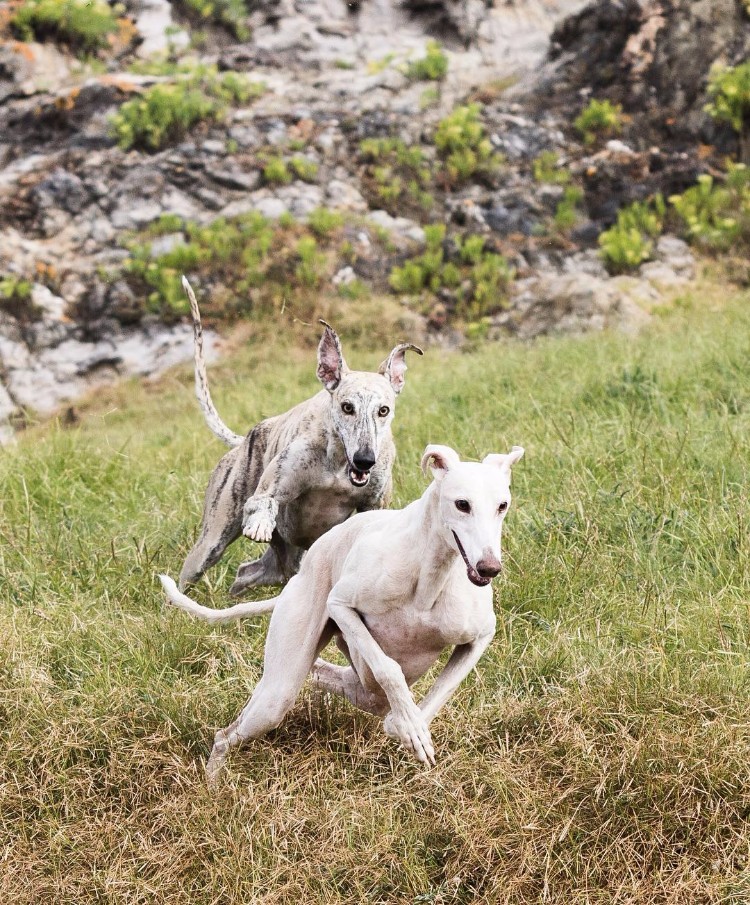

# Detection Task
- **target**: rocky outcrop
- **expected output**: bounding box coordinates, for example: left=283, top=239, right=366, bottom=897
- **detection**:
left=540, top=0, right=750, bottom=150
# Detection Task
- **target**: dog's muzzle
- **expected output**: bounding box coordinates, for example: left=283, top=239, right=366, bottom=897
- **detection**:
left=348, top=450, right=375, bottom=488
left=451, top=531, right=498, bottom=587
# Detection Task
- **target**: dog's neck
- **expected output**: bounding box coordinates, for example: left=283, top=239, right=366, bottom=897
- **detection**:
left=410, top=482, right=462, bottom=606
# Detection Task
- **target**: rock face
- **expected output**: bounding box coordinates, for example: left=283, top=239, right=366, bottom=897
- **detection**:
left=0, top=0, right=719, bottom=440
left=540, top=0, right=750, bottom=150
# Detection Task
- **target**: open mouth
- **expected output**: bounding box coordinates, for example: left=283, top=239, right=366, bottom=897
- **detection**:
left=451, top=531, right=492, bottom=587
left=348, top=466, right=371, bottom=488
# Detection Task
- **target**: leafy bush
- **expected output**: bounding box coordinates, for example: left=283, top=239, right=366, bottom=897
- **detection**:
left=389, top=225, right=514, bottom=321
left=289, top=156, right=319, bottom=183
left=598, top=196, right=665, bottom=272
left=122, top=211, right=354, bottom=321
left=574, top=99, right=623, bottom=145
left=406, top=41, right=448, bottom=81
left=359, top=138, right=434, bottom=217
left=307, top=208, right=343, bottom=238
left=0, top=276, right=37, bottom=321
left=553, top=186, right=584, bottom=232
left=706, top=62, right=750, bottom=160
left=670, top=166, right=750, bottom=251
left=110, top=67, right=262, bottom=151
left=174, top=0, right=250, bottom=39
left=263, top=157, right=292, bottom=185
left=10, top=0, right=119, bottom=52
left=532, top=150, right=571, bottom=185
left=434, top=104, right=503, bottom=185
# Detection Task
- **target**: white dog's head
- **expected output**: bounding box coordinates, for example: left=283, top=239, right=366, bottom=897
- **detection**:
left=317, top=321, right=422, bottom=488
left=421, top=444, right=524, bottom=587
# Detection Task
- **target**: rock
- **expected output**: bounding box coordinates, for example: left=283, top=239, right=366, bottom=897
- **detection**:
left=110, top=199, right=163, bottom=230
left=129, top=0, right=190, bottom=58
left=32, top=169, right=90, bottom=215
left=0, top=42, right=70, bottom=102
left=332, top=266, right=356, bottom=286
left=366, top=210, right=426, bottom=246
left=325, top=180, right=368, bottom=212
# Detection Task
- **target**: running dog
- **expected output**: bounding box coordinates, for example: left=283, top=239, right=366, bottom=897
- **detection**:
left=161, top=443, right=524, bottom=780
left=178, top=277, right=422, bottom=595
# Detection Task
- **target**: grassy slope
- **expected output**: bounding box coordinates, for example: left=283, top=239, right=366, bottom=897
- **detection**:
left=1, top=285, right=749, bottom=904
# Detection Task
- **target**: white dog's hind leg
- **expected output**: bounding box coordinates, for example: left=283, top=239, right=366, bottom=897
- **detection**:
left=160, top=575, right=277, bottom=623
left=310, top=659, right=388, bottom=715
left=205, top=580, right=332, bottom=781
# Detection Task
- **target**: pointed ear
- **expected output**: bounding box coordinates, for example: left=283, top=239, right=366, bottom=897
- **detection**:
left=421, top=444, right=461, bottom=481
left=317, top=320, right=348, bottom=392
left=378, top=342, right=423, bottom=395
left=483, top=446, right=525, bottom=475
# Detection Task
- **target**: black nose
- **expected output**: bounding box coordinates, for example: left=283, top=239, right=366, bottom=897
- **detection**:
left=476, top=558, right=502, bottom=579
left=353, top=450, right=376, bottom=471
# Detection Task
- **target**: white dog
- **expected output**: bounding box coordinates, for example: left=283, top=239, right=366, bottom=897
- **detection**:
left=160, top=443, right=524, bottom=780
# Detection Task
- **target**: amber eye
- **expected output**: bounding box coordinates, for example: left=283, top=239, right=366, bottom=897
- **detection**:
left=455, top=499, right=471, bottom=513
left=341, top=402, right=355, bottom=415
left=498, top=501, right=508, bottom=514
left=378, top=405, right=390, bottom=418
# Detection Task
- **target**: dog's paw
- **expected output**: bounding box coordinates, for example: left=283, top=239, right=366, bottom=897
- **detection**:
left=243, top=510, right=275, bottom=543
left=384, top=708, right=435, bottom=766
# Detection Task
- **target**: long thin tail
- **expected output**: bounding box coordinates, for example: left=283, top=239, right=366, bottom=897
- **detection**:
left=159, top=574, right=277, bottom=623
left=182, top=276, right=243, bottom=448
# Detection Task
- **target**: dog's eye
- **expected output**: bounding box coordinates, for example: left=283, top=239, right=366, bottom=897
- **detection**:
left=341, top=402, right=355, bottom=415
left=498, top=501, right=508, bottom=514
left=455, top=499, right=471, bottom=513
left=378, top=405, right=390, bottom=418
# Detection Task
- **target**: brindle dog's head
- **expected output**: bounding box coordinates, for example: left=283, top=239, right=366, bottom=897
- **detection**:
left=316, top=321, right=422, bottom=488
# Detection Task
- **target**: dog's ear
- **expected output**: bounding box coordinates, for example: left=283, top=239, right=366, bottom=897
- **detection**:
left=317, top=320, right=348, bottom=392
left=421, top=444, right=461, bottom=480
left=379, top=343, right=423, bottom=395
left=483, top=446, right=525, bottom=475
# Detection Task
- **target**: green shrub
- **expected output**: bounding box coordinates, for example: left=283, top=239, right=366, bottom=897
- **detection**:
left=706, top=62, right=750, bottom=160
left=574, top=98, right=623, bottom=145
left=263, top=157, right=291, bottom=185
left=533, top=150, right=571, bottom=185
left=406, top=41, right=448, bottom=81
left=553, top=186, right=584, bottom=232
left=110, top=67, right=261, bottom=151
left=122, top=210, right=352, bottom=320
left=307, top=208, right=343, bottom=238
left=670, top=166, right=750, bottom=251
left=289, top=156, right=319, bottom=183
left=598, top=196, right=665, bottom=272
left=111, top=83, right=216, bottom=151
left=10, top=0, right=119, bottom=52
left=174, top=0, right=250, bottom=40
left=389, top=225, right=513, bottom=321
left=434, top=104, right=503, bottom=185
left=0, top=276, right=36, bottom=320
left=359, top=138, right=435, bottom=217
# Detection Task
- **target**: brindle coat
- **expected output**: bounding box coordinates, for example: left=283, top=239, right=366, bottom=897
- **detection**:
left=178, top=278, right=422, bottom=595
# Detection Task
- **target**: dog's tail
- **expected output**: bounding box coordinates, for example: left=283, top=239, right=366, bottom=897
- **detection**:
left=160, top=574, right=277, bottom=623
left=182, top=276, right=243, bottom=448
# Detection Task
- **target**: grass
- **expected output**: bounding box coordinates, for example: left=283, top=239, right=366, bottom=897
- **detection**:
left=2, top=280, right=750, bottom=902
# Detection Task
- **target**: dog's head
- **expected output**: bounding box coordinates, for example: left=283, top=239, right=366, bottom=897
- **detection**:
left=421, top=444, right=524, bottom=587
left=317, top=322, right=422, bottom=488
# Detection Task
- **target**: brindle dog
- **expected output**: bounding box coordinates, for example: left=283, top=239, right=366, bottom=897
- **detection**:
left=178, top=277, right=422, bottom=596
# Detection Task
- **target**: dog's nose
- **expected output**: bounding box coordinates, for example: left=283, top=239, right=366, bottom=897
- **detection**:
left=476, top=557, right=502, bottom=579
left=353, top=450, right=376, bottom=471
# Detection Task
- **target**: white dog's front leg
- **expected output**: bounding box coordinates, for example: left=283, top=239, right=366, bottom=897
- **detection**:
left=328, top=596, right=435, bottom=766
left=417, top=628, right=495, bottom=726
left=242, top=496, right=279, bottom=542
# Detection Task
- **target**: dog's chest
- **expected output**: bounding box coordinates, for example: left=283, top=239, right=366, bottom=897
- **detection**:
left=277, top=481, right=369, bottom=548
left=368, top=591, right=490, bottom=659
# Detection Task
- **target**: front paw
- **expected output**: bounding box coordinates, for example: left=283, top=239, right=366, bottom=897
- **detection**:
left=384, top=708, right=435, bottom=766
left=243, top=509, right=276, bottom=542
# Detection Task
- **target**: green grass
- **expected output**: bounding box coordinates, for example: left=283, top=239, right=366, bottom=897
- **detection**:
left=2, top=282, right=750, bottom=902
left=10, top=0, right=119, bottom=53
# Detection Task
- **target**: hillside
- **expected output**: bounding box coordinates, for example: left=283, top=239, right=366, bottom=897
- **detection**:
left=1, top=281, right=749, bottom=903
left=2, top=0, right=750, bottom=441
